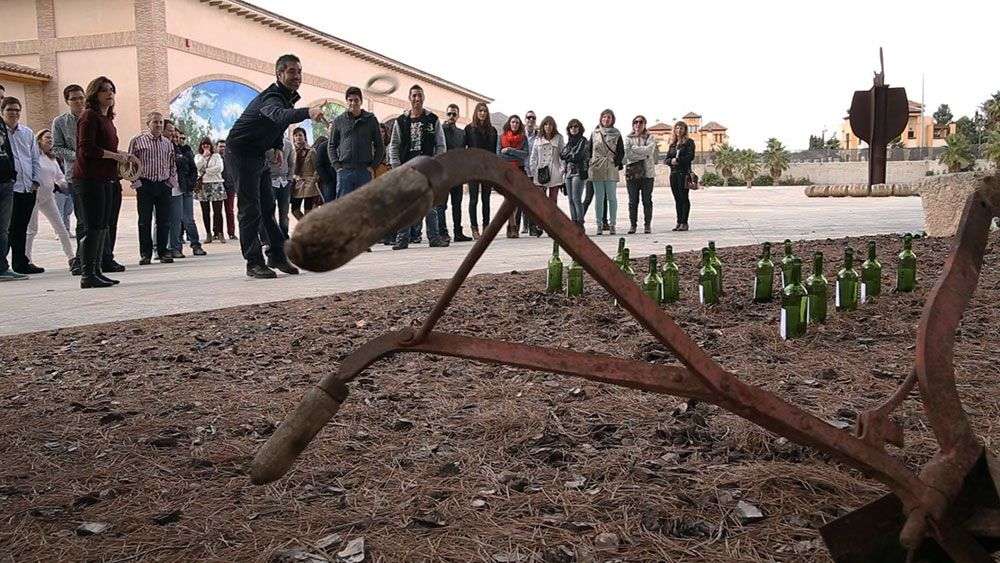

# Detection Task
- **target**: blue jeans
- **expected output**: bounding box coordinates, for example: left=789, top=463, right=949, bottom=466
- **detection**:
left=0, top=182, right=13, bottom=272
left=336, top=168, right=372, bottom=198
left=170, top=192, right=201, bottom=250
left=566, top=175, right=586, bottom=224
left=592, top=180, right=618, bottom=228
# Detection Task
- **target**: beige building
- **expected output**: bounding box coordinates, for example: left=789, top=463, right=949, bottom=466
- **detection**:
left=1, top=0, right=490, bottom=144
left=649, top=112, right=729, bottom=154
left=841, top=100, right=956, bottom=150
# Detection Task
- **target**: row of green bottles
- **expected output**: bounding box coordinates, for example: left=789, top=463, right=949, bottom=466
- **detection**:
left=546, top=240, right=585, bottom=297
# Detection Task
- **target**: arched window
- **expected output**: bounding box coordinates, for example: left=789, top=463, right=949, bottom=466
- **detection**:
left=169, top=79, right=259, bottom=144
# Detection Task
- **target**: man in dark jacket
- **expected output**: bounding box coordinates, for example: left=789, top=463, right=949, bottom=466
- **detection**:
left=225, top=53, right=325, bottom=279
left=441, top=104, right=470, bottom=242
left=313, top=136, right=336, bottom=203
left=168, top=125, right=205, bottom=257
left=327, top=86, right=384, bottom=198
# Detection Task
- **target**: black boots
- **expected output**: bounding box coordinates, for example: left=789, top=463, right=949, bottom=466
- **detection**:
left=80, top=229, right=114, bottom=289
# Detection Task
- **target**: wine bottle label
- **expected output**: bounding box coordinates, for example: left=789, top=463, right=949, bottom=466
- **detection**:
left=860, top=282, right=867, bottom=303
left=805, top=298, right=811, bottom=322
left=781, top=271, right=785, bottom=287
left=835, top=281, right=841, bottom=307
left=780, top=307, right=787, bottom=340
left=699, top=284, right=704, bottom=304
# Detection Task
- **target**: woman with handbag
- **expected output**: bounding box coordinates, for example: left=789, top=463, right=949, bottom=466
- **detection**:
left=665, top=120, right=696, bottom=231
left=194, top=137, right=226, bottom=243
left=560, top=119, right=590, bottom=230
left=588, top=109, right=624, bottom=235
left=499, top=115, right=530, bottom=238
left=528, top=116, right=564, bottom=237
left=624, top=115, right=657, bottom=234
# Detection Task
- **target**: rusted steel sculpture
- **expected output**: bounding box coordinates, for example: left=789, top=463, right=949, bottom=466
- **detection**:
left=251, top=149, right=1000, bottom=562
left=849, top=48, right=909, bottom=187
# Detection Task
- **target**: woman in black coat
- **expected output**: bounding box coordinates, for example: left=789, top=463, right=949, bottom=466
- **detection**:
left=665, top=121, right=696, bottom=231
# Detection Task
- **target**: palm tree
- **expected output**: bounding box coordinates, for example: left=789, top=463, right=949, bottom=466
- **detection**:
left=982, top=130, right=1000, bottom=171
left=736, top=149, right=761, bottom=189
left=761, top=138, right=790, bottom=184
left=713, top=143, right=737, bottom=185
left=938, top=134, right=974, bottom=173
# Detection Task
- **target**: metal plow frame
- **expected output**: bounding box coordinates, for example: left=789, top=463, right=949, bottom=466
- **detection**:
left=251, top=149, right=999, bottom=562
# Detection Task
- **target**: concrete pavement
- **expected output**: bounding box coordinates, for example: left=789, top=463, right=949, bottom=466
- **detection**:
left=0, top=185, right=923, bottom=336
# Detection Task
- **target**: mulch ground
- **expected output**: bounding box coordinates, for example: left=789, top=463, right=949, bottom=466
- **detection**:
left=1, top=232, right=998, bottom=563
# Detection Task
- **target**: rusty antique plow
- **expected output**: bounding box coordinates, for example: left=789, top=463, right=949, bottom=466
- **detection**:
left=251, top=149, right=1000, bottom=562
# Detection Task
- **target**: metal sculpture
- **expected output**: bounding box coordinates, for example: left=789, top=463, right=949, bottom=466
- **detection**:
left=849, top=48, right=910, bottom=187
left=251, top=149, right=1000, bottom=562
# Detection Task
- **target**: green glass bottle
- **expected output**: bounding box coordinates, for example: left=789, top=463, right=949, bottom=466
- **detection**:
left=836, top=248, right=860, bottom=312
left=613, top=237, right=626, bottom=267
left=708, top=241, right=724, bottom=295
left=698, top=248, right=719, bottom=305
left=780, top=239, right=797, bottom=288
left=621, top=248, right=636, bottom=277
left=860, top=240, right=882, bottom=303
left=781, top=258, right=809, bottom=340
left=566, top=258, right=583, bottom=297
left=896, top=234, right=917, bottom=292
left=805, top=251, right=828, bottom=323
left=546, top=241, right=563, bottom=293
left=642, top=255, right=663, bottom=302
left=753, top=242, right=775, bottom=303
left=660, top=245, right=680, bottom=303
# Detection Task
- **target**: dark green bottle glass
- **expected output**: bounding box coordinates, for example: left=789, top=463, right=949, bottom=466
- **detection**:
left=753, top=242, right=774, bottom=303
left=780, top=239, right=797, bottom=288
left=643, top=255, right=663, bottom=302
left=546, top=241, right=563, bottom=293
left=613, top=237, right=626, bottom=268
left=805, top=251, right=828, bottom=323
left=708, top=241, right=724, bottom=295
left=660, top=245, right=680, bottom=303
left=896, top=234, right=917, bottom=292
left=836, top=248, right=860, bottom=312
left=860, top=240, right=881, bottom=303
left=621, top=248, right=636, bottom=277
left=781, top=257, right=809, bottom=339
left=567, top=258, right=583, bottom=297
left=698, top=247, right=719, bottom=305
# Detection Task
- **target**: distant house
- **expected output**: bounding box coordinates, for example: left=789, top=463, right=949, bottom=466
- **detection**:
left=649, top=112, right=730, bottom=153
left=841, top=100, right=956, bottom=150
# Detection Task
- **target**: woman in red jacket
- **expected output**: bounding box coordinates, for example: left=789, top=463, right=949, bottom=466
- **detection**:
left=74, top=76, right=138, bottom=288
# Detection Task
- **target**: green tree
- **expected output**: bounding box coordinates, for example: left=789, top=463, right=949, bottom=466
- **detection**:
left=889, top=134, right=904, bottom=149
left=982, top=91, right=1000, bottom=132
left=808, top=135, right=824, bottom=150
left=933, top=104, right=953, bottom=124
left=825, top=136, right=841, bottom=150
left=955, top=116, right=976, bottom=140
left=938, top=134, right=974, bottom=173
left=713, top=143, right=738, bottom=185
left=982, top=130, right=1000, bottom=170
left=736, top=149, right=761, bottom=188
left=761, top=138, right=790, bottom=183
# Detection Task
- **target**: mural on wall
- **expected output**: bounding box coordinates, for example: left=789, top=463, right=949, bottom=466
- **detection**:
left=300, top=101, right=346, bottom=144
left=169, top=80, right=259, bottom=145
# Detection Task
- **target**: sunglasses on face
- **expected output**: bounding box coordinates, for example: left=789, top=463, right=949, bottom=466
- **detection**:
left=633, top=120, right=645, bottom=124
left=447, top=112, right=457, bottom=117
left=526, top=116, right=536, bottom=120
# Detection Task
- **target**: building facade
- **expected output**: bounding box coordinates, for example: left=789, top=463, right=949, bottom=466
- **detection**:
left=1, top=0, right=490, bottom=144
left=649, top=112, right=729, bottom=154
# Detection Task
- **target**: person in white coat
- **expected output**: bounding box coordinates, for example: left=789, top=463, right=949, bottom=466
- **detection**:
left=25, top=129, right=75, bottom=269
left=194, top=137, right=227, bottom=243
left=527, top=115, right=564, bottom=237
left=624, top=115, right=658, bottom=233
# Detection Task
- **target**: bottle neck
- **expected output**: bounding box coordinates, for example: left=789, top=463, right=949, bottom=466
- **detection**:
left=791, top=264, right=802, bottom=284
left=844, top=253, right=854, bottom=269
left=867, top=244, right=876, bottom=260
left=813, top=255, right=823, bottom=275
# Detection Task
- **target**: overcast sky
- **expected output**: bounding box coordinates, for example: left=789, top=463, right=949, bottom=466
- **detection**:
left=253, top=0, right=997, bottom=151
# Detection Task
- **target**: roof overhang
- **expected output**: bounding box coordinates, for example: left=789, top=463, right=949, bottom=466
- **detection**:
left=0, top=61, right=51, bottom=83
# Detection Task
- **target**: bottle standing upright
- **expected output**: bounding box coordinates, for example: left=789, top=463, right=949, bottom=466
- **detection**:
left=780, top=239, right=797, bottom=287
left=708, top=241, right=724, bottom=295
left=698, top=248, right=719, bottom=305
left=780, top=257, right=809, bottom=339
left=613, top=237, right=626, bottom=268
left=836, top=248, right=860, bottom=312
left=860, top=240, right=882, bottom=303
left=546, top=241, right=564, bottom=293
left=660, top=245, right=680, bottom=303
left=642, top=255, right=663, bottom=302
left=805, top=251, right=828, bottom=323
left=753, top=242, right=775, bottom=303
left=896, top=233, right=917, bottom=292
left=566, top=258, right=584, bottom=297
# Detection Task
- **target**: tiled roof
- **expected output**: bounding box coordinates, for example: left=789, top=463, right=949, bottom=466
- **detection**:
left=0, top=61, right=51, bottom=81
left=648, top=122, right=672, bottom=131
left=683, top=111, right=701, bottom=119
left=700, top=121, right=727, bottom=131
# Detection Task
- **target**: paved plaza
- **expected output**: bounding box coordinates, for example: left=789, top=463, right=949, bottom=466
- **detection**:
left=0, top=185, right=924, bottom=336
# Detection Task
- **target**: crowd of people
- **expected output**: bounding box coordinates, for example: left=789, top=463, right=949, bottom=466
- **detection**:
left=0, top=53, right=698, bottom=286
